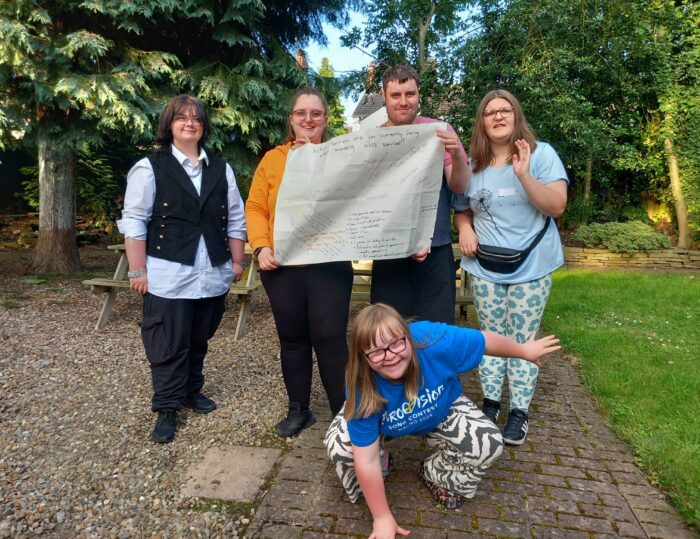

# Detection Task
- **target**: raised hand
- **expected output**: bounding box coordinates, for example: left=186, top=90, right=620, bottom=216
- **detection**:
left=511, top=139, right=532, bottom=181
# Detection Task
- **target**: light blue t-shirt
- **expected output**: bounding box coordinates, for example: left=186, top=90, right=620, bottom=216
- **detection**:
left=453, top=141, right=568, bottom=284
left=346, top=321, right=485, bottom=447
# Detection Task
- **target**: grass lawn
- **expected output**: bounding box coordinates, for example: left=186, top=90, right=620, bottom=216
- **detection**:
left=542, top=269, right=699, bottom=530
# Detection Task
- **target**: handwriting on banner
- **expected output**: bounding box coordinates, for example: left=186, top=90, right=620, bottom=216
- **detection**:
left=274, top=123, right=446, bottom=265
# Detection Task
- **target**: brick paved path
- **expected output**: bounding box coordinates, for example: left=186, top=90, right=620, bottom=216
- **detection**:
left=246, top=353, right=697, bottom=538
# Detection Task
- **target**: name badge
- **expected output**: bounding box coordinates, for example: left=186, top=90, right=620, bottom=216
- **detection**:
left=498, top=187, right=517, bottom=197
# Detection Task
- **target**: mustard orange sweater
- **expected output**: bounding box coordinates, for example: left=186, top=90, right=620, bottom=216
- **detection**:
left=245, top=142, right=292, bottom=252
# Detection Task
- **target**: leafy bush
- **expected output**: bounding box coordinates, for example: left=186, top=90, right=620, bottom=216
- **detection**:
left=573, top=221, right=673, bottom=253
left=562, top=197, right=597, bottom=230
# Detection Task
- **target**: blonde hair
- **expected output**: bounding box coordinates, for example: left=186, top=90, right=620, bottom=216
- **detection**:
left=344, top=304, right=421, bottom=421
left=470, top=89, right=537, bottom=173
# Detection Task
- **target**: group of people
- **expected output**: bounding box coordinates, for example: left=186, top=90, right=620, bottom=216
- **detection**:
left=118, top=64, right=568, bottom=538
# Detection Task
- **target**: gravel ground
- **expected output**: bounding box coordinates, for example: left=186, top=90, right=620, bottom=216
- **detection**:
left=0, top=249, right=335, bottom=538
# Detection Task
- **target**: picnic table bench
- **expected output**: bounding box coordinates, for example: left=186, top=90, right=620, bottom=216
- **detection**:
left=83, top=244, right=263, bottom=340
left=83, top=244, right=474, bottom=339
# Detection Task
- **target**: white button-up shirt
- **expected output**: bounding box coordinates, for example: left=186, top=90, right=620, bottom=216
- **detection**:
left=117, top=145, right=246, bottom=299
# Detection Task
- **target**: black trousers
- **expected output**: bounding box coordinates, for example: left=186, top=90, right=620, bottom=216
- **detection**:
left=141, top=292, right=226, bottom=412
left=260, top=262, right=353, bottom=417
left=370, top=243, right=456, bottom=324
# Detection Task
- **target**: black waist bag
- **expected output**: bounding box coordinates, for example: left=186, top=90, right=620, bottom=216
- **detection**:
left=475, top=217, right=551, bottom=274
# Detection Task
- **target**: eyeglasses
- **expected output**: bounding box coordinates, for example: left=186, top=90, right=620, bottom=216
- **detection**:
left=483, top=106, right=514, bottom=119
left=365, top=336, right=408, bottom=364
left=173, top=114, right=203, bottom=125
left=292, top=109, right=325, bottom=120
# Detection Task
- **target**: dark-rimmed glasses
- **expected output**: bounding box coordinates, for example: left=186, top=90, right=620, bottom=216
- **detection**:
left=365, top=336, right=408, bottom=364
left=483, top=106, right=514, bottom=119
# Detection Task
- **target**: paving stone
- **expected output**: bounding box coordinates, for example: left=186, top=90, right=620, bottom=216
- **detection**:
left=524, top=495, right=580, bottom=514
left=641, top=523, right=699, bottom=539
left=246, top=522, right=301, bottom=538
left=615, top=520, right=648, bottom=538
left=333, top=517, right=373, bottom=536
left=557, top=513, right=616, bottom=534
left=501, top=506, right=558, bottom=526
left=518, top=471, right=569, bottom=487
left=475, top=518, right=532, bottom=538
left=538, top=463, right=588, bottom=479
left=180, top=445, right=280, bottom=501
left=531, top=525, right=590, bottom=538
left=419, top=510, right=474, bottom=531
left=579, top=502, right=637, bottom=522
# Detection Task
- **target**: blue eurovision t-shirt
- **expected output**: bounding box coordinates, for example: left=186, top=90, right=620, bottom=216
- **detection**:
left=453, top=141, right=569, bottom=284
left=346, top=321, right=485, bottom=447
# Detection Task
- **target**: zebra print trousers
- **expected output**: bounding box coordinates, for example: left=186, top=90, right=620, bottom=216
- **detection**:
left=324, top=395, right=503, bottom=502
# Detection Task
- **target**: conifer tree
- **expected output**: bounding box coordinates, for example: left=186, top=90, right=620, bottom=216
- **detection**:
left=0, top=0, right=349, bottom=272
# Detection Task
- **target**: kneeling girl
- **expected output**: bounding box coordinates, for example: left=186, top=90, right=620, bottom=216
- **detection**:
left=325, top=303, right=560, bottom=539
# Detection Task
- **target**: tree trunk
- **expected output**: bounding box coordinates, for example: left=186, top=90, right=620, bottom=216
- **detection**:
left=417, top=4, right=436, bottom=75
left=584, top=157, right=592, bottom=202
left=30, top=131, right=81, bottom=273
left=663, top=138, right=691, bottom=249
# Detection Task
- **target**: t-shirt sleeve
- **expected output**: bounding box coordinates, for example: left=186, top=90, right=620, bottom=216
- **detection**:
left=452, top=192, right=469, bottom=211
left=412, top=321, right=485, bottom=374
left=346, top=412, right=381, bottom=447
left=532, top=142, right=568, bottom=185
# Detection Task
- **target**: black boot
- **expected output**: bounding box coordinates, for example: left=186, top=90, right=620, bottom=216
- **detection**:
left=482, top=398, right=501, bottom=424
left=274, top=402, right=316, bottom=438
left=151, top=410, right=177, bottom=443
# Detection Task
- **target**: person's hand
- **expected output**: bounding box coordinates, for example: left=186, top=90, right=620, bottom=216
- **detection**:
left=232, top=262, right=244, bottom=283
left=369, top=515, right=410, bottom=539
left=435, top=129, right=463, bottom=160
left=458, top=226, right=478, bottom=256
left=520, top=334, right=560, bottom=367
left=257, top=247, right=279, bottom=271
left=291, top=134, right=312, bottom=150
left=411, top=246, right=430, bottom=263
left=512, top=139, right=532, bottom=181
left=129, top=274, right=148, bottom=295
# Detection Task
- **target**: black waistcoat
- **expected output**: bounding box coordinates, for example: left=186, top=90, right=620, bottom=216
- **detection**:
left=146, top=150, right=230, bottom=267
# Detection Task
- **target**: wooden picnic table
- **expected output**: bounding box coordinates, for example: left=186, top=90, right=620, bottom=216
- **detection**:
left=83, top=245, right=473, bottom=339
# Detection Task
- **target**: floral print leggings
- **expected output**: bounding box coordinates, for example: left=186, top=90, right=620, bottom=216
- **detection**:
left=470, top=274, right=553, bottom=412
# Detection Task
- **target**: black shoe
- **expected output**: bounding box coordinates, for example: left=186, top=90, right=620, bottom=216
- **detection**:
left=482, top=398, right=501, bottom=424
left=274, top=402, right=316, bottom=438
left=185, top=393, right=217, bottom=414
left=151, top=411, right=176, bottom=443
left=503, top=409, right=528, bottom=445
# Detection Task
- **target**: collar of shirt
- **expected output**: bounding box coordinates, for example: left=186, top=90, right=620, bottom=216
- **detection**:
left=171, top=144, right=209, bottom=168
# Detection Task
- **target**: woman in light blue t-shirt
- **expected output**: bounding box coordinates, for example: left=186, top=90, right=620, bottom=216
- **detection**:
left=454, top=89, right=568, bottom=446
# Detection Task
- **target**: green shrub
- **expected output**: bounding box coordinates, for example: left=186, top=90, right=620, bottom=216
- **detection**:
left=562, top=197, right=597, bottom=230
left=573, top=221, right=673, bottom=253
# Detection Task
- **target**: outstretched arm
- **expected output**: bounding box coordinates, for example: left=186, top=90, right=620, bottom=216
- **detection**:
left=482, top=332, right=560, bottom=367
left=354, top=441, right=410, bottom=539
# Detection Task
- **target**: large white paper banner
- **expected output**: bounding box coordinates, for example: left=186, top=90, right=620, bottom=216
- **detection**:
left=273, top=123, right=446, bottom=265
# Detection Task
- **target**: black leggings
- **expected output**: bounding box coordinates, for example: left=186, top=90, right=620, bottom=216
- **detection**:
left=260, top=262, right=353, bottom=416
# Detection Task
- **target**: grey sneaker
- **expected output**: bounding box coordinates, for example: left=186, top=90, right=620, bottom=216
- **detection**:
left=503, top=409, right=528, bottom=445
left=482, top=398, right=501, bottom=424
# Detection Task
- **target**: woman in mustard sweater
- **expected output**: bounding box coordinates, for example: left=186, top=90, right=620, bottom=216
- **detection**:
left=245, top=87, right=353, bottom=437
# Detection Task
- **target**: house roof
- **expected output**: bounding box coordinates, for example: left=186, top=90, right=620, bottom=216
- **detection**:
left=351, top=93, right=385, bottom=120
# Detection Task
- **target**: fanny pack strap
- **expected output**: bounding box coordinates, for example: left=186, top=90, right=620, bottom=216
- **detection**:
left=522, top=216, right=551, bottom=256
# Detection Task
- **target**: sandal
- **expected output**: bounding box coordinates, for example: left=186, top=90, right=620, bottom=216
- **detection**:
left=381, top=450, right=394, bottom=479
left=418, top=463, right=463, bottom=509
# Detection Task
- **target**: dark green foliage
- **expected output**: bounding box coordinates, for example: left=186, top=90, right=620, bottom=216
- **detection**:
left=573, top=221, right=672, bottom=253
left=561, top=198, right=598, bottom=230
left=20, top=143, right=140, bottom=227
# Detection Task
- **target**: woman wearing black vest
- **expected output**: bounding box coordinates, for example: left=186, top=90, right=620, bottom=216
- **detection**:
left=117, top=95, right=247, bottom=443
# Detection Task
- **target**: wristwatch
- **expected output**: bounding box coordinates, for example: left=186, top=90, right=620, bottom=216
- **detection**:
left=253, top=246, right=266, bottom=257
left=127, top=267, right=147, bottom=278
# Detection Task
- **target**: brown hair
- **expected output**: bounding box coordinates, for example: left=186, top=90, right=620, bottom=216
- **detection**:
left=344, top=304, right=421, bottom=421
left=285, top=87, right=329, bottom=143
left=470, top=89, right=537, bottom=173
left=155, top=95, right=211, bottom=151
left=381, top=65, right=420, bottom=90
